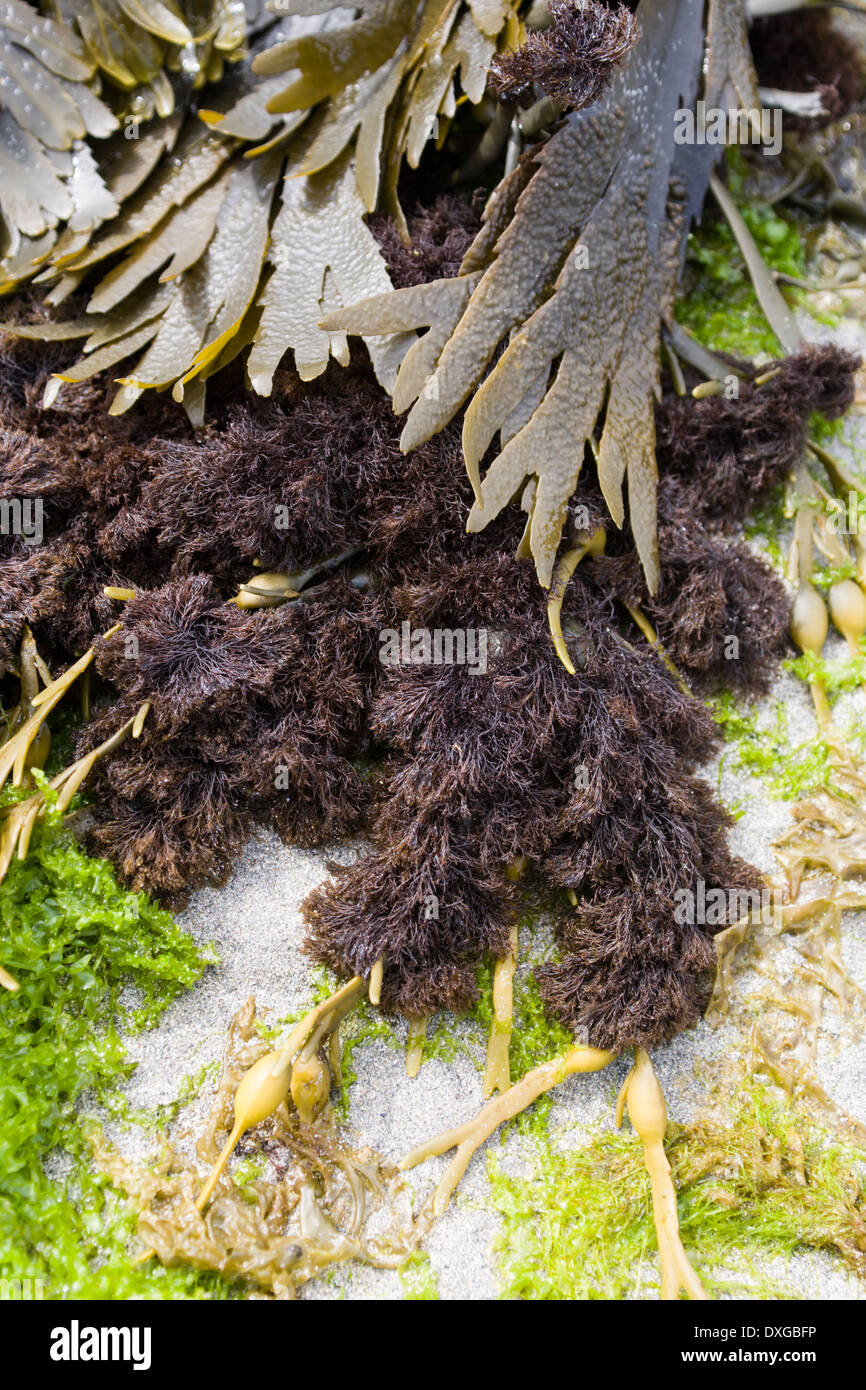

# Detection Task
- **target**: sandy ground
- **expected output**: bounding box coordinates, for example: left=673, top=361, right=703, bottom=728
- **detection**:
left=110, top=311, right=866, bottom=1301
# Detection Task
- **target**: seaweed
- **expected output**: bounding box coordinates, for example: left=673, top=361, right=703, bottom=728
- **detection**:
left=59, top=0, right=254, bottom=104
left=0, top=0, right=118, bottom=284
left=0, top=0, right=848, bottom=618
left=303, top=548, right=762, bottom=1047
left=0, top=259, right=841, bottom=999
left=0, top=783, right=218, bottom=1298
left=370, top=193, right=485, bottom=290
left=250, top=0, right=519, bottom=217
left=0, top=0, right=863, bottom=1302
left=581, top=344, right=859, bottom=692
left=489, top=1082, right=866, bottom=1299
left=488, top=0, right=639, bottom=111
left=0, top=0, right=257, bottom=293
left=103, top=995, right=421, bottom=1298
left=0, top=2, right=522, bottom=416
left=79, top=572, right=381, bottom=898
left=324, top=0, right=768, bottom=594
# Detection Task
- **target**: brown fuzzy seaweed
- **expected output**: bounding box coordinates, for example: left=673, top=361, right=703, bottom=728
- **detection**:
left=655, top=345, right=860, bottom=526
left=74, top=573, right=382, bottom=900
left=304, top=836, right=517, bottom=1017
left=538, top=740, right=762, bottom=1048
left=86, top=780, right=250, bottom=902
left=303, top=552, right=753, bottom=1044
left=370, top=195, right=484, bottom=291
left=488, top=0, right=640, bottom=112
left=1, top=211, right=858, bottom=1047
left=582, top=345, right=861, bottom=693
left=95, top=361, right=487, bottom=593
left=591, top=481, right=792, bottom=694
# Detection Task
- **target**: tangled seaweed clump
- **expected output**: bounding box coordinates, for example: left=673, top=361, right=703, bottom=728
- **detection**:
left=94, top=998, right=422, bottom=1299
left=488, top=0, right=640, bottom=111
left=0, top=0, right=865, bottom=1304
left=4, top=317, right=853, bottom=1040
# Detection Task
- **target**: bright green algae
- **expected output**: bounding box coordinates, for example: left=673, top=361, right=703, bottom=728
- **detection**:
left=673, top=147, right=836, bottom=361
left=0, top=787, right=227, bottom=1299
left=301, top=953, right=866, bottom=1299
left=1, top=166, right=863, bottom=1306
left=5, top=809, right=863, bottom=1302
left=398, top=1251, right=440, bottom=1300
left=290, top=942, right=866, bottom=1300
left=676, top=203, right=808, bottom=359
left=709, top=691, right=844, bottom=801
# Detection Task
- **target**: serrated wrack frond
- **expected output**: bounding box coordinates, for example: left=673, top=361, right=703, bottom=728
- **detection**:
left=0, top=0, right=118, bottom=277
left=252, top=0, right=521, bottom=222
left=324, top=0, right=724, bottom=591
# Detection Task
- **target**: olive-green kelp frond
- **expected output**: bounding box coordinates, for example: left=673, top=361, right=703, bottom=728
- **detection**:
left=245, top=148, right=414, bottom=392
left=0, top=0, right=261, bottom=292
left=322, top=0, right=759, bottom=593
left=246, top=0, right=523, bottom=231
left=0, top=6, right=429, bottom=415
left=0, top=0, right=118, bottom=287
left=7, top=140, right=409, bottom=417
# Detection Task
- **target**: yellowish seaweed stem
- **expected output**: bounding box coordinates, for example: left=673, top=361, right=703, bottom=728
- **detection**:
left=1, top=646, right=96, bottom=789
left=625, top=604, right=691, bottom=695
left=195, top=1049, right=293, bottom=1212
left=369, top=956, right=384, bottom=1007
left=401, top=1045, right=616, bottom=1217
left=0, top=705, right=147, bottom=887
left=547, top=528, right=606, bottom=674
left=809, top=681, right=833, bottom=731
left=132, top=702, right=151, bottom=739
left=483, top=922, right=518, bottom=1099
left=406, top=1016, right=428, bottom=1078
left=622, top=1049, right=708, bottom=1301
left=55, top=706, right=148, bottom=815
left=691, top=378, right=725, bottom=399
left=790, top=570, right=833, bottom=734
left=269, top=976, right=366, bottom=1081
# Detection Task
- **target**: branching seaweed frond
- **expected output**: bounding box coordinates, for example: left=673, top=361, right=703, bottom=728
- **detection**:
left=400, top=1042, right=616, bottom=1216
left=0, top=1, right=524, bottom=415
